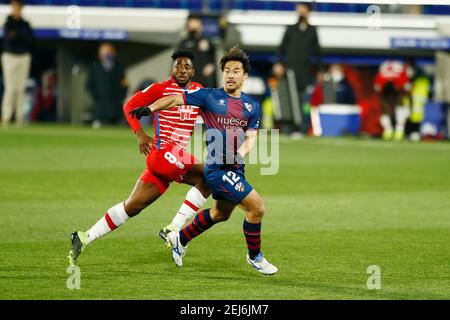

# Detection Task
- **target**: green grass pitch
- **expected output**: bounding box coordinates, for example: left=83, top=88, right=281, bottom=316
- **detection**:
left=0, top=125, right=449, bottom=299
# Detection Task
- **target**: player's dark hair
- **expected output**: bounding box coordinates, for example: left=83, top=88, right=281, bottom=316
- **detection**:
left=11, top=0, right=24, bottom=5
left=219, top=46, right=251, bottom=74
left=171, top=50, right=195, bottom=62
left=187, top=13, right=202, bottom=21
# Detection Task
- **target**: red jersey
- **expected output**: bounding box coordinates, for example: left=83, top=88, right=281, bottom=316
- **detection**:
left=123, top=77, right=202, bottom=150
left=374, top=60, right=412, bottom=92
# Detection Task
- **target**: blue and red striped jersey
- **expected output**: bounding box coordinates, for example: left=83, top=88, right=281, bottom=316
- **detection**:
left=183, top=87, right=261, bottom=169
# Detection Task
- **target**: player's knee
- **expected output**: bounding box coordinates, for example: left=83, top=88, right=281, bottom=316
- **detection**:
left=124, top=205, right=141, bottom=217
left=257, top=205, right=266, bottom=219
left=195, top=182, right=211, bottom=198
left=215, top=213, right=230, bottom=222
left=250, top=203, right=265, bottom=220
left=124, top=200, right=146, bottom=217
left=210, top=210, right=230, bottom=223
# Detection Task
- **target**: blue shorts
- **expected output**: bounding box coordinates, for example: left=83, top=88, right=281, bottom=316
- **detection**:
left=204, top=165, right=254, bottom=205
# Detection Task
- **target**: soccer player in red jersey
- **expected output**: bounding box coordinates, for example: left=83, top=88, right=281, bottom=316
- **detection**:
left=68, top=50, right=211, bottom=266
left=374, top=60, right=413, bottom=141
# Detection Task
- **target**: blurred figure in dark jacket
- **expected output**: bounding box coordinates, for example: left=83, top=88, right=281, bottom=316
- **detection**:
left=87, top=42, right=128, bottom=128
left=273, top=2, right=322, bottom=136
left=1, top=0, right=33, bottom=127
left=178, top=14, right=216, bottom=88
left=311, top=64, right=356, bottom=106
left=328, top=64, right=356, bottom=105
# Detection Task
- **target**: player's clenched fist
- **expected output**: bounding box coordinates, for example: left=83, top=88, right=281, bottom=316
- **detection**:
left=128, top=107, right=152, bottom=120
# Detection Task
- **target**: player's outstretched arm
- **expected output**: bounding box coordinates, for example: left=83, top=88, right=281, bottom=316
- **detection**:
left=128, top=94, right=184, bottom=120
left=237, top=130, right=258, bottom=160
left=150, top=94, right=185, bottom=112
left=123, top=85, right=162, bottom=132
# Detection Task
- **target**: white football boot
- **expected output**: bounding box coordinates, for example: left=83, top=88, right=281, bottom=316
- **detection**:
left=158, top=223, right=179, bottom=248
left=246, top=252, right=278, bottom=275
left=168, top=231, right=187, bottom=267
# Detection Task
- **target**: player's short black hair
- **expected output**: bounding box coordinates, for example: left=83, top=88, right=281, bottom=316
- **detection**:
left=187, top=13, right=202, bottom=21
left=219, top=46, right=251, bottom=74
left=171, top=50, right=195, bottom=62
left=11, top=0, right=24, bottom=5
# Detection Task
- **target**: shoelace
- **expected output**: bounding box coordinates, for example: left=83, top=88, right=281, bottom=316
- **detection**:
left=254, top=253, right=264, bottom=263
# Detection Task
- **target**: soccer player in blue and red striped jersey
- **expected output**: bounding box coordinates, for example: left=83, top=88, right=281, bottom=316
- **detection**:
left=129, top=46, right=277, bottom=275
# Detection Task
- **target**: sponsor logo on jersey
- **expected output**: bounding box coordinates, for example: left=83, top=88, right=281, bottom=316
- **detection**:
left=235, top=182, right=245, bottom=192
left=216, top=116, right=248, bottom=128
left=244, top=103, right=253, bottom=113
left=219, top=99, right=226, bottom=106
left=179, top=105, right=193, bottom=120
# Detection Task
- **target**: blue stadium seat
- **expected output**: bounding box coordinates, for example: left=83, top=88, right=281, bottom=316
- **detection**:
left=242, top=1, right=270, bottom=11
left=424, top=5, right=450, bottom=15
left=209, top=0, right=223, bottom=11
left=1, top=0, right=448, bottom=16
left=104, top=0, right=132, bottom=8
left=131, top=0, right=162, bottom=8
left=271, top=1, right=295, bottom=12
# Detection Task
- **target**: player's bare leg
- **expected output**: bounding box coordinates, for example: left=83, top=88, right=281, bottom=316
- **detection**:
left=123, top=180, right=163, bottom=217
left=181, top=164, right=211, bottom=198
left=394, top=91, right=411, bottom=142
left=159, top=164, right=211, bottom=245
left=68, top=180, right=162, bottom=266
left=239, top=190, right=278, bottom=275
left=167, top=199, right=235, bottom=266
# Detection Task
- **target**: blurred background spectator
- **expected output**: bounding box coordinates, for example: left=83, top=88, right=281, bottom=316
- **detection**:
left=178, top=13, right=217, bottom=88
left=86, top=42, right=128, bottom=129
left=273, top=2, right=322, bottom=138
left=0, top=0, right=447, bottom=141
left=1, top=0, right=33, bottom=127
left=374, top=60, right=413, bottom=141
left=311, top=64, right=356, bottom=106
left=309, top=64, right=356, bottom=136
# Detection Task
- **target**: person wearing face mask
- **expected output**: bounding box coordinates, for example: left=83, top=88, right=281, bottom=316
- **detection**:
left=1, top=0, right=33, bottom=127
left=329, top=64, right=355, bottom=105
left=86, top=42, right=128, bottom=128
left=273, top=2, right=322, bottom=137
left=178, top=14, right=216, bottom=88
left=309, top=64, right=355, bottom=136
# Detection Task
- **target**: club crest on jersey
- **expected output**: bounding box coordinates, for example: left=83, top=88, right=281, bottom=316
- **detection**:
left=179, top=105, right=193, bottom=120
left=244, top=103, right=253, bottom=113
left=218, top=99, right=226, bottom=106
left=235, top=182, right=245, bottom=193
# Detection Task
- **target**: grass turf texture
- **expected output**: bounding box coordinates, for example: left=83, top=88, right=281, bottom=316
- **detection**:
left=0, top=125, right=449, bottom=299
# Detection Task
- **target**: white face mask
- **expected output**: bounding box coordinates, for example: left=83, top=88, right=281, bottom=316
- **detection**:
left=331, top=71, right=344, bottom=83
left=101, top=54, right=114, bottom=71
